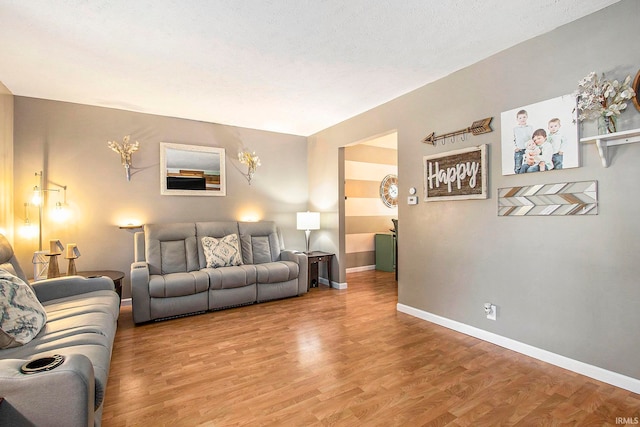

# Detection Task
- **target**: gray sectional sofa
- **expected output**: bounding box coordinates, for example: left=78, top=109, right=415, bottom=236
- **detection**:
left=131, top=221, right=308, bottom=323
left=0, top=234, right=120, bottom=427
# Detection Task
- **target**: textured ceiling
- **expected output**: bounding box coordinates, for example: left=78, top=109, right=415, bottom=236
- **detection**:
left=0, top=0, right=620, bottom=136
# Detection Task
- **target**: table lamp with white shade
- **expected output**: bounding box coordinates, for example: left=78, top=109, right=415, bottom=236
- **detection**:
left=297, top=211, right=320, bottom=253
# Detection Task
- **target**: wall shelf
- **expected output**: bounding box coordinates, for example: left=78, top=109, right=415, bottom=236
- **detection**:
left=580, top=128, right=640, bottom=167
left=118, top=224, right=143, bottom=230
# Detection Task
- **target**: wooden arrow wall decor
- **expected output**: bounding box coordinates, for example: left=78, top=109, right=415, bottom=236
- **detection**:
left=423, top=117, right=493, bottom=146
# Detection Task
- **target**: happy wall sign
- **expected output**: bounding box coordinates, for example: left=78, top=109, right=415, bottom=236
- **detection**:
left=423, top=145, right=487, bottom=202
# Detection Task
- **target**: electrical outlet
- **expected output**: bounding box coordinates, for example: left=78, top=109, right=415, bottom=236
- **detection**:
left=485, top=304, right=497, bottom=320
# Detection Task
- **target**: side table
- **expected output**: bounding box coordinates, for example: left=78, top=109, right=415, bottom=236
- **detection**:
left=306, top=251, right=334, bottom=290
left=77, top=270, right=124, bottom=298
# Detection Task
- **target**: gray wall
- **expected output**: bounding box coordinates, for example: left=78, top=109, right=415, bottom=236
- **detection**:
left=12, top=98, right=309, bottom=297
left=0, top=82, right=13, bottom=242
left=309, top=0, right=640, bottom=380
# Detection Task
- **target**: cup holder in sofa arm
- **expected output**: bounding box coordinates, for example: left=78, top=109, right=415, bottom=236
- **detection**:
left=20, top=355, right=65, bottom=374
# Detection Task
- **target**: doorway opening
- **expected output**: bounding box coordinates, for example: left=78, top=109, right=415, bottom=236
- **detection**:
left=341, top=131, right=398, bottom=277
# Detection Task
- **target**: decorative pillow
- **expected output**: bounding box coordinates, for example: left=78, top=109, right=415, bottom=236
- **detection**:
left=202, top=234, right=243, bottom=268
left=0, top=268, right=47, bottom=349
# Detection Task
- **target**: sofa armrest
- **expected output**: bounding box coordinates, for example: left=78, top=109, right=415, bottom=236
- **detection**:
left=130, top=261, right=151, bottom=323
left=281, top=250, right=308, bottom=295
left=31, top=276, right=115, bottom=303
left=0, top=354, right=95, bottom=427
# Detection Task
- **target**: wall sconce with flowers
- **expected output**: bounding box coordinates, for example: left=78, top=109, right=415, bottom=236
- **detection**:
left=238, top=150, right=261, bottom=185
left=107, top=135, right=140, bottom=181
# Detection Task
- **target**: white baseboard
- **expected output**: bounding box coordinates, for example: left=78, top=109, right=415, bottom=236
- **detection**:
left=397, top=303, right=640, bottom=394
left=319, top=277, right=347, bottom=289
left=346, top=265, right=375, bottom=273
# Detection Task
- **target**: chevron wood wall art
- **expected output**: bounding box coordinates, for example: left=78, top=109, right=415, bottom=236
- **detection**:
left=498, top=181, right=597, bottom=216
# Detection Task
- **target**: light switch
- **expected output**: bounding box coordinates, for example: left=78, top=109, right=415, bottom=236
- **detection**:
left=407, top=196, right=418, bottom=205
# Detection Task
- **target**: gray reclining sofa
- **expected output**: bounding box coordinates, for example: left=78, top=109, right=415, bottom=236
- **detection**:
left=0, top=234, right=120, bottom=427
left=131, top=221, right=308, bottom=323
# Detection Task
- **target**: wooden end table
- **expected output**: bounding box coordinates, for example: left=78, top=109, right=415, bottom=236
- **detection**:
left=77, top=270, right=124, bottom=298
left=305, top=251, right=334, bottom=290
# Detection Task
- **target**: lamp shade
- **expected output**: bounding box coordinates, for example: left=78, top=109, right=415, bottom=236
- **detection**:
left=297, top=211, right=320, bottom=230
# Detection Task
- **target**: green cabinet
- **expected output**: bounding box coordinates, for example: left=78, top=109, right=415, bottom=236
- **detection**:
left=375, top=233, right=396, bottom=272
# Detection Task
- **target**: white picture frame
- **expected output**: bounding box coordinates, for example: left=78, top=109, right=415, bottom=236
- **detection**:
left=160, top=142, right=226, bottom=196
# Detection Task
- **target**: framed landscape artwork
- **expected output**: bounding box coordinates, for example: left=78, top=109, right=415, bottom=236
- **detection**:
left=500, top=94, right=578, bottom=176
left=160, top=142, right=226, bottom=196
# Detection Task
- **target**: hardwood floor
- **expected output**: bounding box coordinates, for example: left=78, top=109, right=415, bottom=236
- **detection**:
left=102, top=270, right=639, bottom=426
